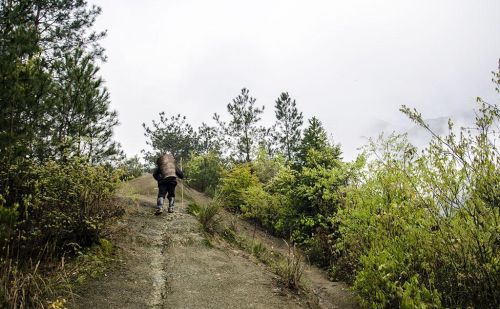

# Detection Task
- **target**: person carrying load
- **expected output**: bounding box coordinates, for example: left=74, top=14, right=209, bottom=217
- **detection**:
left=153, top=153, right=184, bottom=215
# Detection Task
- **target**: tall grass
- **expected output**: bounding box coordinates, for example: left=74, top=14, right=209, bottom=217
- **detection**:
left=0, top=158, right=123, bottom=308
left=274, top=241, right=305, bottom=290
left=187, top=200, right=222, bottom=234
left=1, top=256, right=70, bottom=309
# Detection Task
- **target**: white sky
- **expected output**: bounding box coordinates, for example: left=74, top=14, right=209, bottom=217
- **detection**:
left=90, top=0, right=500, bottom=160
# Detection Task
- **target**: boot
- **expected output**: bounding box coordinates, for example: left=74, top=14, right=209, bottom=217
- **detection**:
left=155, top=197, right=164, bottom=215
left=168, top=197, right=175, bottom=213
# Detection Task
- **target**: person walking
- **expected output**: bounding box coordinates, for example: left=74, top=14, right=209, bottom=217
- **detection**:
left=153, top=153, right=184, bottom=215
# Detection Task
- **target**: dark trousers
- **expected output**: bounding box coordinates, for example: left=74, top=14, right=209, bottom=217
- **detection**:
left=158, top=176, right=177, bottom=200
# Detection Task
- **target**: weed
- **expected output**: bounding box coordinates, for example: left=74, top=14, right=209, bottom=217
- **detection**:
left=220, top=226, right=237, bottom=244
left=252, top=242, right=267, bottom=258
left=187, top=201, right=221, bottom=234
left=274, top=241, right=304, bottom=290
left=73, top=239, right=115, bottom=284
left=0, top=256, right=71, bottom=309
left=186, top=202, right=200, bottom=216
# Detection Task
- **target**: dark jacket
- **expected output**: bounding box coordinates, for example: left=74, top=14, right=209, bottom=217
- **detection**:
left=153, top=166, right=184, bottom=181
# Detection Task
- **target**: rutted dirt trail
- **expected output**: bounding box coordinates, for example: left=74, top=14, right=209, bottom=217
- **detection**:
left=74, top=175, right=356, bottom=308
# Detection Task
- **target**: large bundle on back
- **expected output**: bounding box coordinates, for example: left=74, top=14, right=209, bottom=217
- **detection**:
left=156, top=153, right=176, bottom=178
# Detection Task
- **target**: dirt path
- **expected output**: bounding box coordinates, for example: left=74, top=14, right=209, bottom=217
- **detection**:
left=233, top=217, right=357, bottom=309
left=183, top=185, right=358, bottom=309
left=74, top=176, right=309, bottom=308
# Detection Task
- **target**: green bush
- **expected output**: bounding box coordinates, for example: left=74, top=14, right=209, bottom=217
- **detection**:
left=253, top=147, right=283, bottom=184
left=271, top=148, right=361, bottom=266
left=218, top=147, right=360, bottom=267
left=219, top=161, right=289, bottom=235
left=117, top=156, right=145, bottom=180
left=0, top=195, right=18, bottom=245
left=354, top=249, right=441, bottom=309
left=1, top=157, right=122, bottom=257
left=0, top=157, right=123, bottom=308
left=74, top=238, right=115, bottom=284
left=185, top=152, right=224, bottom=197
left=240, top=185, right=281, bottom=233
left=29, top=158, right=122, bottom=251
left=205, top=72, right=500, bottom=308
left=218, top=164, right=260, bottom=212
left=332, top=134, right=422, bottom=282
left=333, top=99, right=500, bottom=308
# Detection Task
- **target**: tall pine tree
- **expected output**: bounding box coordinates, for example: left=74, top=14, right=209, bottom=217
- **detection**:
left=197, top=122, right=222, bottom=155
left=49, top=49, right=120, bottom=163
left=298, top=117, right=341, bottom=166
left=274, top=92, right=303, bottom=163
left=217, top=88, right=264, bottom=162
left=142, top=112, right=198, bottom=164
left=0, top=0, right=111, bottom=164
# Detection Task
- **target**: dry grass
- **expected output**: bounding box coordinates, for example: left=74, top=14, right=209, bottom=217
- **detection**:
left=1, top=237, right=115, bottom=308
left=1, top=257, right=71, bottom=309
left=119, top=174, right=157, bottom=197
left=273, top=241, right=305, bottom=291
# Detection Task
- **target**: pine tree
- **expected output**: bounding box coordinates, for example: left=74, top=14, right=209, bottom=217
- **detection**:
left=258, top=125, right=276, bottom=156
left=274, top=92, right=303, bottom=163
left=218, top=88, right=264, bottom=162
left=0, top=0, right=109, bottom=164
left=197, top=122, right=222, bottom=155
left=48, top=49, right=120, bottom=163
left=142, top=113, right=197, bottom=164
left=301, top=117, right=328, bottom=149
left=299, top=117, right=341, bottom=165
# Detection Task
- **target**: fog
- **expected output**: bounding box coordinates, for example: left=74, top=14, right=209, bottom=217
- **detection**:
left=90, top=0, right=500, bottom=160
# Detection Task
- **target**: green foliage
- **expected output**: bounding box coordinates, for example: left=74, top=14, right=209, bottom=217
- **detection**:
left=219, top=157, right=289, bottom=235
left=217, top=143, right=357, bottom=267
left=117, top=155, right=145, bottom=181
left=218, top=164, right=260, bottom=212
left=197, top=122, right=223, bottom=155
left=0, top=0, right=117, bottom=165
left=298, top=117, right=341, bottom=164
left=334, top=92, right=500, bottom=307
left=213, top=80, right=499, bottom=308
left=74, top=238, right=115, bottom=284
left=0, top=195, right=18, bottom=244
left=354, top=249, right=441, bottom=309
left=3, top=159, right=121, bottom=256
left=215, top=88, right=265, bottom=162
left=0, top=157, right=122, bottom=307
left=253, top=147, right=283, bottom=184
left=13, top=157, right=122, bottom=254
left=0, top=0, right=121, bottom=254
left=273, top=92, right=303, bottom=163
left=142, top=112, right=198, bottom=164
left=280, top=147, right=359, bottom=266
left=187, top=201, right=222, bottom=234
left=208, top=67, right=500, bottom=307
left=49, top=49, right=122, bottom=163
left=185, top=152, right=224, bottom=197
left=332, top=134, right=419, bottom=282
left=240, top=184, right=282, bottom=233
left=0, top=2, right=123, bottom=307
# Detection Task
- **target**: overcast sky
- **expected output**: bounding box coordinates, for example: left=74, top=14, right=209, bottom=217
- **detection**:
left=89, top=0, right=500, bottom=160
